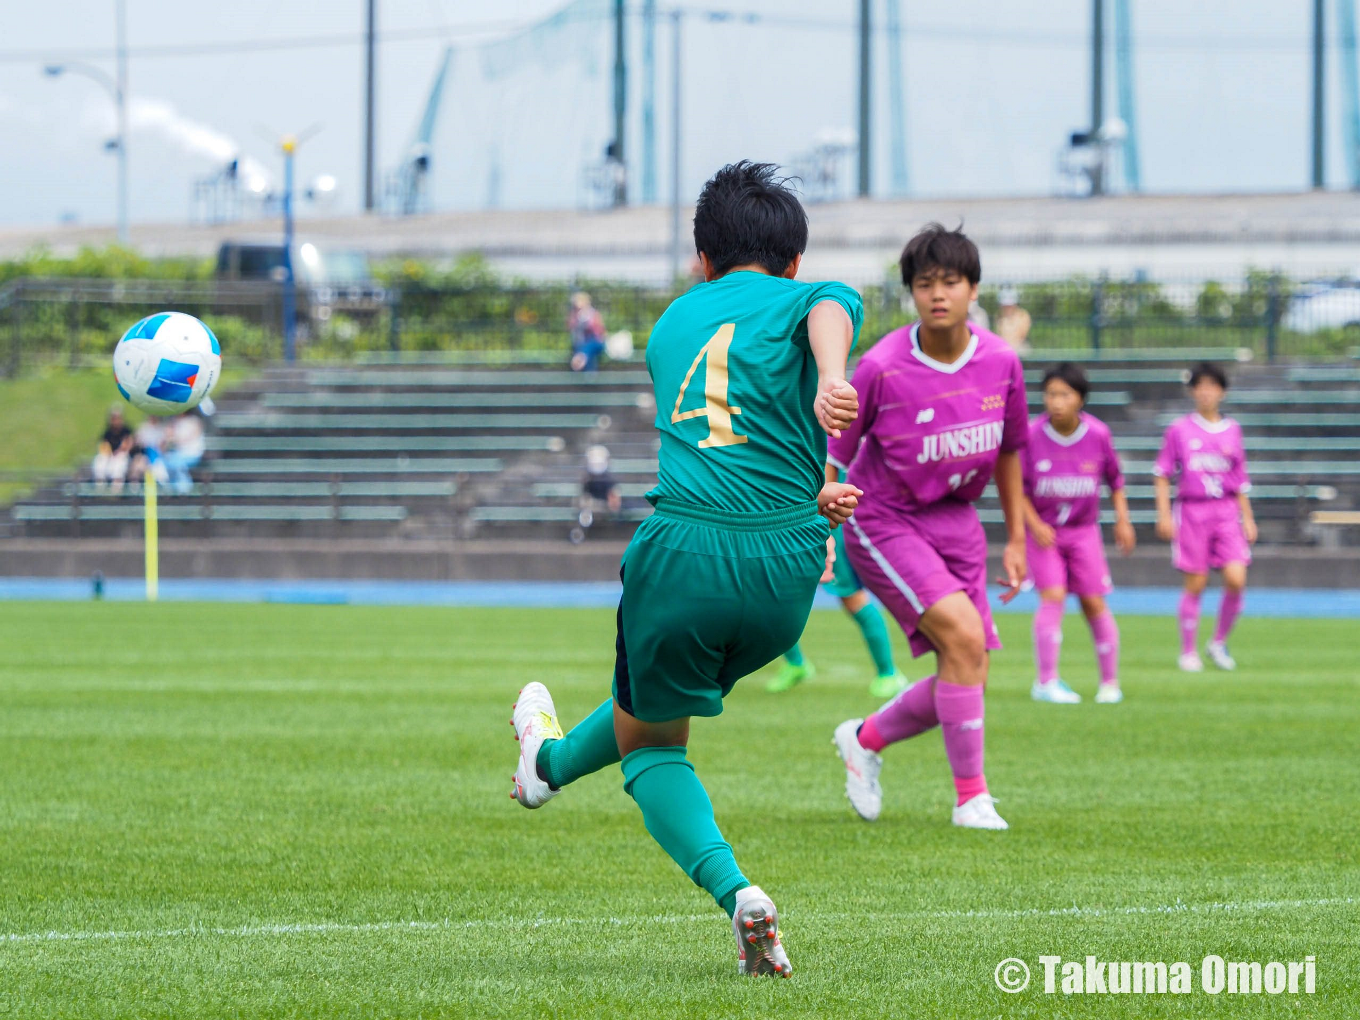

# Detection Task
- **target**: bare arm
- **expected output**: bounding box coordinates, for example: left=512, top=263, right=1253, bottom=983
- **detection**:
left=1022, top=497, right=1055, bottom=548
left=1154, top=475, right=1174, bottom=541
left=1111, top=488, right=1136, bottom=553
left=1238, top=491, right=1258, bottom=544
left=807, top=300, right=858, bottom=438
left=994, top=450, right=1027, bottom=602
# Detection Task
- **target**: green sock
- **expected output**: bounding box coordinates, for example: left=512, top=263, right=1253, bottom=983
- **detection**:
left=535, top=699, right=620, bottom=789
left=784, top=643, right=805, bottom=668
left=853, top=602, right=897, bottom=677
left=622, top=746, right=748, bottom=917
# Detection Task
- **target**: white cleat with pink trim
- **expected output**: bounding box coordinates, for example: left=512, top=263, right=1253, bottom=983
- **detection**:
left=833, top=718, right=883, bottom=821
left=509, top=682, right=563, bottom=809
left=733, top=886, right=791, bottom=977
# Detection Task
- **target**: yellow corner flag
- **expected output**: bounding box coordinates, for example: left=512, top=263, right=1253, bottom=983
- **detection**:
left=145, top=474, right=159, bottom=602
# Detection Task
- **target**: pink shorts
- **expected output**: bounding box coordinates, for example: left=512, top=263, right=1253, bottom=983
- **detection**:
left=844, top=501, right=1001, bottom=659
left=1027, top=523, right=1113, bottom=597
left=1173, top=499, right=1251, bottom=574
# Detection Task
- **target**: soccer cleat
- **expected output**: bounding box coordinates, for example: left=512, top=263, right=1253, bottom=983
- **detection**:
left=766, top=659, right=815, bottom=693
left=1178, top=652, right=1204, bottom=673
left=1205, top=640, right=1236, bottom=671
left=510, top=682, right=564, bottom=809
left=867, top=671, right=910, bottom=699
left=1094, top=682, right=1124, bottom=704
left=833, top=718, right=882, bottom=821
left=1030, top=679, right=1082, bottom=704
left=952, top=793, right=1009, bottom=830
left=732, top=887, right=791, bottom=977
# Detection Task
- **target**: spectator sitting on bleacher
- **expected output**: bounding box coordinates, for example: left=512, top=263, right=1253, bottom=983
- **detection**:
left=129, top=415, right=169, bottom=486
left=92, top=405, right=133, bottom=494
left=567, top=291, right=606, bottom=372
left=582, top=444, right=623, bottom=515
left=995, top=287, right=1032, bottom=354
left=162, top=411, right=206, bottom=495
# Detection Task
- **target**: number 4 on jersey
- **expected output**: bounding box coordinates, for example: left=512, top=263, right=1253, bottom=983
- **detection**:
left=671, top=323, right=748, bottom=449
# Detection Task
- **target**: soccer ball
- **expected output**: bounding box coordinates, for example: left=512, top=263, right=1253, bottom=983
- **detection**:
left=112, top=311, right=222, bottom=415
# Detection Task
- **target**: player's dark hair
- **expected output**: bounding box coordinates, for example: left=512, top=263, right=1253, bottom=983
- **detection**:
left=899, top=222, right=982, bottom=287
left=1041, top=362, right=1090, bottom=401
left=1188, top=362, right=1229, bottom=390
left=692, top=161, right=808, bottom=277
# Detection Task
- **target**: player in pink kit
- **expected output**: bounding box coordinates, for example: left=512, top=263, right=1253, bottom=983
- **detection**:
left=1153, top=363, right=1257, bottom=672
left=830, top=224, right=1028, bottom=831
left=1022, top=363, right=1136, bottom=705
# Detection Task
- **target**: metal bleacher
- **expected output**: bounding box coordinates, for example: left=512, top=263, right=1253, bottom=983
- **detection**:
left=5, top=349, right=1360, bottom=548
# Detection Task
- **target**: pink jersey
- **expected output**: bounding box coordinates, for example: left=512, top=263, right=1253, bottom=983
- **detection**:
left=828, top=322, right=1028, bottom=514
left=1022, top=412, right=1124, bottom=527
left=1153, top=413, right=1251, bottom=502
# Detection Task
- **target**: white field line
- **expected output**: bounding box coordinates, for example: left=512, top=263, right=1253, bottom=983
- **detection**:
left=2, top=896, right=1353, bottom=947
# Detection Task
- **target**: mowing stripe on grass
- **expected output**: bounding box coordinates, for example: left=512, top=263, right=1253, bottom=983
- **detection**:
left=4, top=896, right=1353, bottom=946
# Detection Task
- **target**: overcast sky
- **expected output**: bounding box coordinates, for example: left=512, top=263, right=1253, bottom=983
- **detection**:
left=0, top=1, right=1348, bottom=229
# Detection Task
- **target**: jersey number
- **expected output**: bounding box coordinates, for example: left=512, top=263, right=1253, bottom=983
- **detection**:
left=1057, top=502, right=1073, bottom=525
left=947, top=469, right=978, bottom=492
left=671, top=323, right=748, bottom=449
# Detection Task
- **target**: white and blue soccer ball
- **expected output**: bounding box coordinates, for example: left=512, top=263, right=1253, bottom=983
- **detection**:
left=113, top=311, right=222, bottom=415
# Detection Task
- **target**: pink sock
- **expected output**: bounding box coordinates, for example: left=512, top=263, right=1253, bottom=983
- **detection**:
left=934, top=680, right=985, bottom=803
left=1032, top=600, right=1064, bottom=682
left=954, top=773, right=988, bottom=805
left=1178, top=590, right=1202, bottom=656
left=859, top=677, right=938, bottom=752
left=1088, top=609, right=1120, bottom=684
left=1214, top=589, right=1244, bottom=644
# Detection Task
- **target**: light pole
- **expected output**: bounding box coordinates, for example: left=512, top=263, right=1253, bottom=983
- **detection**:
left=272, top=125, right=322, bottom=363
left=44, top=57, right=129, bottom=245
left=281, top=135, right=298, bottom=363
left=669, top=9, right=683, bottom=284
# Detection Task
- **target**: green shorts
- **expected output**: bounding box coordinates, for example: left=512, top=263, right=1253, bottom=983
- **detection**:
left=612, top=497, right=830, bottom=723
left=821, top=525, right=863, bottom=600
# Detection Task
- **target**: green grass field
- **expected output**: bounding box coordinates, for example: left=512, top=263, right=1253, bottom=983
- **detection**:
left=0, top=602, right=1355, bottom=1018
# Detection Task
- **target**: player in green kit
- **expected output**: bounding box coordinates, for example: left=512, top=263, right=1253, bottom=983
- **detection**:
left=508, top=162, right=862, bottom=977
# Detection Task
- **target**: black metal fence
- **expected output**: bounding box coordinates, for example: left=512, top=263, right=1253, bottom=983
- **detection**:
left=4, top=272, right=1359, bottom=375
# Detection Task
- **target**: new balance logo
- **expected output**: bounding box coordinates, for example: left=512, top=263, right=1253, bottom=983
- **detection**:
left=916, top=408, right=935, bottom=424
left=959, top=718, right=983, bottom=731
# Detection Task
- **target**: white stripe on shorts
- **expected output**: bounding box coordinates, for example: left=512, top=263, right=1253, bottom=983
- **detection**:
left=848, top=517, right=925, bottom=614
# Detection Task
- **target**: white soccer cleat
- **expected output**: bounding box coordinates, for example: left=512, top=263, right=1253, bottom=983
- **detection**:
left=1178, top=653, right=1204, bottom=673
left=510, top=681, right=564, bottom=809
left=732, top=886, right=791, bottom=978
left=1094, top=682, right=1124, bottom=704
left=1030, top=679, right=1082, bottom=704
left=952, top=793, right=1009, bottom=830
left=833, top=718, right=882, bottom=821
left=1205, top=640, right=1236, bottom=671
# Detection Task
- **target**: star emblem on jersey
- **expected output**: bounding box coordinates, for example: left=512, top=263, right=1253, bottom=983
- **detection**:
left=1036, top=459, right=1052, bottom=472
left=915, top=408, right=935, bottom=424
left=980, top=394, right=1005, bottom=411
left=1190, top=439, right=1203, bottom=449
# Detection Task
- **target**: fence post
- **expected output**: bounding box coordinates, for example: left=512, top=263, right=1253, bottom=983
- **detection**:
left=1264, top=273, right=1281, bottom=363
left=388, top=287, right=401, bottom=353
left=7, top=286, right=22, bottom=378
left=1090, top=277, right=1105, bottom=355
left=68, top=293, right=80, bottom=369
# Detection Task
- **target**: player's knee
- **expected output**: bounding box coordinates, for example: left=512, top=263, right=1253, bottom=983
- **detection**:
left=942, top=623, right=988, bottom=673
left=1079, top=595, right=1106, bottom=619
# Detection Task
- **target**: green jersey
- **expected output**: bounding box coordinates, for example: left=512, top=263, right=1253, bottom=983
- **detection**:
left=644, top=271, right=863, bottom=512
